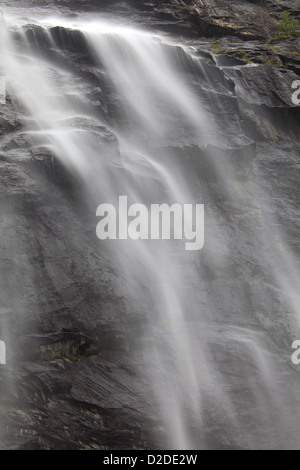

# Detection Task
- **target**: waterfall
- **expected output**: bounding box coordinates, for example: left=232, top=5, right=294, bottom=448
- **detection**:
left=1, top=6, right=300, bottom=450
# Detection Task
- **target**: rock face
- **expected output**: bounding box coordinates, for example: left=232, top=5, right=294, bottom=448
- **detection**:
left=0, top=0, right=299, bottom=451
left=8, top=0, right=300, bottom=38
left=0, top=106, right=157, bottom=449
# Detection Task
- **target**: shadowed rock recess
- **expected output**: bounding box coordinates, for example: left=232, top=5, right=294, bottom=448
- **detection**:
left=0, top=0, right=300, bottom=450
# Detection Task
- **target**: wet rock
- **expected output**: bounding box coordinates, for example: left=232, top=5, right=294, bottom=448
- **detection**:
left=9, top=0, right=300, bottom=40
left=50, top=26, right=91, bottom=55
left=223, top=65, right=299, bottom=108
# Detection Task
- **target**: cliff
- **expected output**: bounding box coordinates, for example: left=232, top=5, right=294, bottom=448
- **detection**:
left=0, top=0, right=299, bottom=450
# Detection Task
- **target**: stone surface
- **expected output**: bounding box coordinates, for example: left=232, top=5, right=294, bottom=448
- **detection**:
left=6, top=0, right=300, bottom=39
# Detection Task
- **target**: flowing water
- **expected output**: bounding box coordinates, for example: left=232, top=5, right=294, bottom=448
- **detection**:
left=1, top=6, right=300, bottom=449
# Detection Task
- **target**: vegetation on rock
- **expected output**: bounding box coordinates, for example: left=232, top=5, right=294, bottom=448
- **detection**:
left=275, top=11, right=300, bottom=40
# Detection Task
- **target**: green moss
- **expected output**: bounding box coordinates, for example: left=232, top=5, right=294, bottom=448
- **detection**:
left=211, top=47, right=227, bottom=54
left=211, top=39, right=225, bottom=46
left=241, top=52, right=254, bottom=64
left=261, top=52, right=282, bottom=67
left=278, top=12, right=299, bottom=35
left=272, top=12, right=300, bottom=40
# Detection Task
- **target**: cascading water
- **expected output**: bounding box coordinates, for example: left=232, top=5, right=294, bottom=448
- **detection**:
left=1, top=5, right=300, bottom=450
